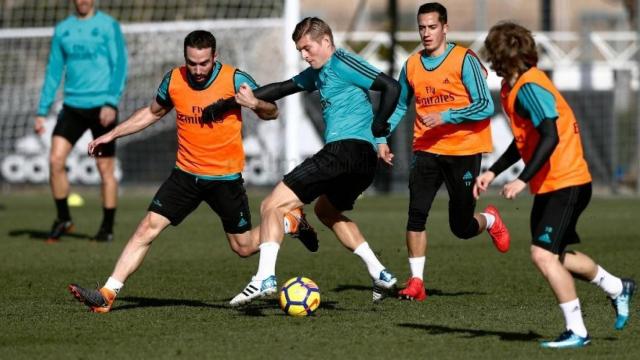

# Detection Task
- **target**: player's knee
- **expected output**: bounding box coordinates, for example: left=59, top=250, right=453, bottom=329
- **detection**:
left=530, top=245, right=555, bottom=268
left=260, top=195, right=277, bottom=215
left=135, top=215, right=163, bottom=239
left=49, top=153, right=66, bottom=172
left=96, top=160, right=116, bottom=178
left=227, top=233, right=256, bottom=258
left=232, top=244, right=255, bottom=258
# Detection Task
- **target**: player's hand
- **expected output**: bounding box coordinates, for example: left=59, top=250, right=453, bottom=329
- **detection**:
left=235, top=83, right=259, bottom=110
left=473, top=171, right=495, bottom=199
left=34, top=116, right=46, bottom=135
left=501, top=179, right=527, bottom=199
left=377, top=143, right=394, bottom=166
left=371, top=119, right=390, bottom=137
left=100, top=106, right=117, bottom=127
left=421, top=112, right=444, bottom=128
left=88, top=133, right=113, bottom=157
left=202, top=99, right=230, bottom=123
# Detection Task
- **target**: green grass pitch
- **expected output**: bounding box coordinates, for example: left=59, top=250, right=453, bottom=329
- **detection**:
left=0, top=190, right=637, bottom=359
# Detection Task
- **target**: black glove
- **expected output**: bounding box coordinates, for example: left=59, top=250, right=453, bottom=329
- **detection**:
left=202, top=98, right=237, bottom=123
left=371, top=119, right=390, bottom=138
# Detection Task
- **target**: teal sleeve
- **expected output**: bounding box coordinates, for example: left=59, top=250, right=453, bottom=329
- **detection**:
left=292, top=67, right=318, bottom=92
left=376, top=63, right=412, bottom=144
left=515, top=83, right=559, bottom=127
left=333, top=50, right=379, bottom=89
left=37, top=27, right=65, bottom=116
left=104, top=20, right=128, bottom=107
left=233, top=70, right=259, bottom=92
left=442, top=53, right=494, bottom=124
left=155, top=71, right=173, bottom=108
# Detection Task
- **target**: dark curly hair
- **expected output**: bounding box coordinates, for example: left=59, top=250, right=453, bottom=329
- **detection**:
left=482, top=22, right=538, bottom=82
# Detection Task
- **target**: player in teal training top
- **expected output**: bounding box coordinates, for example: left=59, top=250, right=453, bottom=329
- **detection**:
left=35, top=0, right=127, bottom=243
left=204, top=17, right=401, bottom=305
left=291, top=47, right=386, bottom=145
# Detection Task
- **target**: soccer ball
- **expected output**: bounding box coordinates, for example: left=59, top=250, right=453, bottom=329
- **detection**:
left=278, top=277, right=320, bottom=317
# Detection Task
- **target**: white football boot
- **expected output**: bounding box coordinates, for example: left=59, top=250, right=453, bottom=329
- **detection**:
left=372, top=269, right=397, bottom=302
left=230, top=275, right=278, bottom=306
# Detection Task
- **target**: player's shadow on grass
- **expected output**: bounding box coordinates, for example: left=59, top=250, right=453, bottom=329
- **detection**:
left=333, top=285, right=485, bottom=297
left=332, top=284, right=371, bottom=293
left=398, top=323, right=543, bottom=342
left=112, top=296, right=227, bottom=312
left=233, top=298, right=341, bottom=317
left=428, top=288, right=487, bottom=297
left=8, top=229, right=91, bottom=241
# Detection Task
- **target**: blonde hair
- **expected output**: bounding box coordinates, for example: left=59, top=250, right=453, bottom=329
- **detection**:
left=292, top=17, right=334, bottom=46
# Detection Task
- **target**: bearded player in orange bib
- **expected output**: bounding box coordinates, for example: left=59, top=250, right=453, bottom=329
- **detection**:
left=67, top=30, right=317, bottom=313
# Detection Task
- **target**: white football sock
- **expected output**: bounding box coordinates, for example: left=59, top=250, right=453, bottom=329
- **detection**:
left=353, top=242, right=385, bottom=279
left=255, top=242, right=280, bottom=280
left=590, top=265, right=623, bottom=299
left=409, top=256, right=425, bottom=280
left=104, top=277, right=124, bottom=294
left=559, top=298, right=588, bottom=338
left=482, top=213, right=495, bottom=229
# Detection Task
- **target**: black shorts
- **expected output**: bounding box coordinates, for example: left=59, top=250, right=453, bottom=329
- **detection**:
left=148, top=168, right=252, bottom=233
left=52, top=104, right=117, bottom=157
left=407, top=151, right=481, bottom=238
left=283, top=139, right=378, bottom=211
left=531, top=182, right=592, bottom=254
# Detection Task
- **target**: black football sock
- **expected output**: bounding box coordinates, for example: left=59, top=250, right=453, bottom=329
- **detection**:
left=100, top=207, right=116, bottom=232
left=55, top=198, right=71, bottom=221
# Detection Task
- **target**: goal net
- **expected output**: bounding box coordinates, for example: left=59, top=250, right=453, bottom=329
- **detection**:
left=0, top=0, right=318, bottom=186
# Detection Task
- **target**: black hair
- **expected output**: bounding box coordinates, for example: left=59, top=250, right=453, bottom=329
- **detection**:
left=417, top=2, right=447, bottom=24
left=184, top=30, right=216, bottom=58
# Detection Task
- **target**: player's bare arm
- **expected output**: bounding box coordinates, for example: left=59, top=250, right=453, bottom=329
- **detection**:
left=235, top=83, right=278, bottom=120
left=88, top=100, right=171, bottom=156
